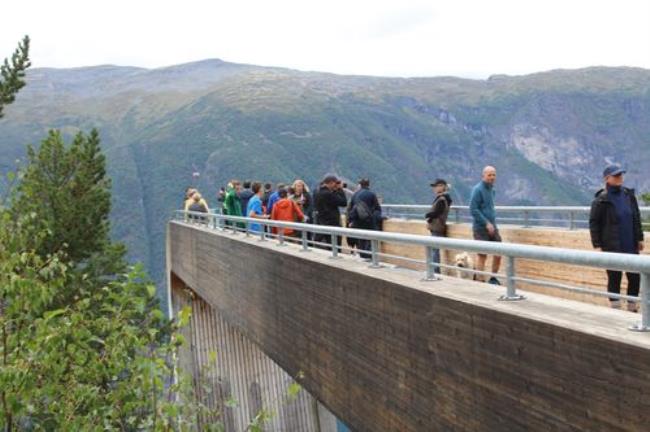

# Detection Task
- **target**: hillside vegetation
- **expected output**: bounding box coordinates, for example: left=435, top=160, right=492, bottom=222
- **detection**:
left=2, top=60, right=649, bottom=285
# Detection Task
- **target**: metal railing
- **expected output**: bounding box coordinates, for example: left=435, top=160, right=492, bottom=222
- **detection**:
left=382, top=204, right=650, bottom=230
left=175, top=210, right=650, bottom=332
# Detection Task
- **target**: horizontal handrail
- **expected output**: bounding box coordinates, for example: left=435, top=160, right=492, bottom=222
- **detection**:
left=382, top=204, right=650, bottom=230
left=174, top=210, right=650, bottom=332
left=383, top=204, right=650, bottom=213
left=176, top=210, right=650, bottom=273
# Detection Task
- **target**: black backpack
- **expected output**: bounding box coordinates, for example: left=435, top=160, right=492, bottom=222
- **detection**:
left=189, top=202, right=207, bottom=213
left=353, top=200, right=372, bottom=222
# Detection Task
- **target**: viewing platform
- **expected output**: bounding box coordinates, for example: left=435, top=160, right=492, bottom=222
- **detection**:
left=167, top=210, right=650, bottom=431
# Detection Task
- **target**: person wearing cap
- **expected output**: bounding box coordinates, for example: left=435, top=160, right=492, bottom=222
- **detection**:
left=589, top=164, right=645, bottom=311
left=469, top=166, right=502, bottom=284
left=347, top=178, right=382, bottom=259
left=313, top=174, right=348, bottom=249
left=425, top=179, right=453, bottom=274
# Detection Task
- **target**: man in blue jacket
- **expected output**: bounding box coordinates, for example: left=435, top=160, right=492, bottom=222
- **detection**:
left=469, top=166, right=501, bottom=284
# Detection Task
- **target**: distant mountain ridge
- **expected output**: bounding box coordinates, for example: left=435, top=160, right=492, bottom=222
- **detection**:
left=1, top=60, right=649, bottom=286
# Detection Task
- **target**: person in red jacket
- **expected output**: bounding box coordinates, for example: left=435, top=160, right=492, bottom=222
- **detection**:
left=271, top=188, right=305, bottom=237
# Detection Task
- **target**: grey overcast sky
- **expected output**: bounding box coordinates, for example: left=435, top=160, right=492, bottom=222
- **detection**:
left=2, top=0, right=649, bottom=78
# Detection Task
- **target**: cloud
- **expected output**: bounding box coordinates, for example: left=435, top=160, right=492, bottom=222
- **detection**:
left=0, top=0, right=648, bottom=78
left=364, top=5, right=436, bottom=39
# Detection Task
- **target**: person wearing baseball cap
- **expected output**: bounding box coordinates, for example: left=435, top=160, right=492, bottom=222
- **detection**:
left=589, top=164, right=645, bottom=311
left=425, top=179, right=452, bottom=275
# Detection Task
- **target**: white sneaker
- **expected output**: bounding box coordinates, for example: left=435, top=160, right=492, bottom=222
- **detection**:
left=610, top=300, right=622, bottom=309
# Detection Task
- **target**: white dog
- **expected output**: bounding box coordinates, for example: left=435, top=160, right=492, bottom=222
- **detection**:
left=454, top=252, right=474, bottom=280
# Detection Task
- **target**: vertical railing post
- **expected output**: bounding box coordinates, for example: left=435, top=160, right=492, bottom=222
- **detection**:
left=212, top=215, right=217, bottom=230
left=499, top=256, right=524, bottom=301
left=423, top=246, right=438, bottom=281
left=523, top=210, right=530, bottom=228
left=386, top=207, right=391, bottom=219
left=259, top=225, right=266, bottom=242
left=454, top=208, right=460, bottom=224
left=569, top=211, right=576, bottom=231
left=278, top=228, right=287, bottom=246
left=330, top=234, right=339, bottom=258
left=630, top=272, right=650, bottom=332
left=369, top=239, right=381, bottom=268
left=301, top=230, right=310, bottom=252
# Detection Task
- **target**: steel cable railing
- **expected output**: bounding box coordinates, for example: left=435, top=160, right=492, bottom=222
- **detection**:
left=175, top=210, right=650, bottom=332
left=382, top=204, right=650, bottom=231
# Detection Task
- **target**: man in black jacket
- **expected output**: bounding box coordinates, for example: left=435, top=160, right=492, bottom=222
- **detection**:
left=347, top=178, right=382, bottom=259
left=313, top=174, right=347, bottom=250
left=426, top=179, right=452, bottom=274
left=589, top=164, right=645, bottom=311
left=238, top=180, right=254, bottom=217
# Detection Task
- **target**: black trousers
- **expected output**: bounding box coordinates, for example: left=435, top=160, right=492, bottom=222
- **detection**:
left=357, top=239, right=371, bottom=259
left=314, top=233, right=342, bottom=251
left=607, top=270, right=640, bottom=299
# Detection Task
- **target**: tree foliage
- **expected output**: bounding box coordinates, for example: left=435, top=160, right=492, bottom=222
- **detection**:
left=12, top=129, right=128, bottom=307
left=0, top=40, right=284, bottom=430
left=0, top=129, right=282, bottom=430
left=0, top=129, right=200, bottom=429
left=0, top=36, right=30, bottom=119
left=0, top=123, right=203, bottom=429
left=0, top=128, right=232, bottom=430
left=14, top=129, right=123, bottom=265
left=642, top=192, right=650, bottom=206
left=0, top=38, right=213, bottom=430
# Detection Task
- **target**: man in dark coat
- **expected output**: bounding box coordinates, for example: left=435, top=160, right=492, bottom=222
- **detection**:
left=347, top=178, right=382, bottom=259
left=313, top=174, right=347, bottom=250
left=590, top=164, right=645, bottom=311
left=238, top=181, right=254, bottom=217
left=425, top=179, right=452, bottom=274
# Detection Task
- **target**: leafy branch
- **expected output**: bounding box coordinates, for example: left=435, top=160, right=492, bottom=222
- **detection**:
left=0, top=35, right=30, bottom=119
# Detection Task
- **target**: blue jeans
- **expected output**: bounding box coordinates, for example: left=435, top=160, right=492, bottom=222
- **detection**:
left=430, top=232, right=442, bottom=274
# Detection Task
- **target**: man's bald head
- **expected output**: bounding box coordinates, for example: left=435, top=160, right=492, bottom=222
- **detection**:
left=482, top=166, right=497, bottom=185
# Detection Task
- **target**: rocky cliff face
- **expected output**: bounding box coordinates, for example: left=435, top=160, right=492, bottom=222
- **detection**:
left=1, top=61, right=649, bottom=286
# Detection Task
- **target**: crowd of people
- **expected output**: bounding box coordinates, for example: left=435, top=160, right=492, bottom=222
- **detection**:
left=182, top=163, right=645, bottom=311
left=183, top=175, right=384, bottom=257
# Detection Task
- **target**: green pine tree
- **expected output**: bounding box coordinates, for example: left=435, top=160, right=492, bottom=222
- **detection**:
left=0, top=39, right=277, bottom=431
left=0, top=36, right=30, bottom=119
left=13, top=129, right=127, bottom=297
